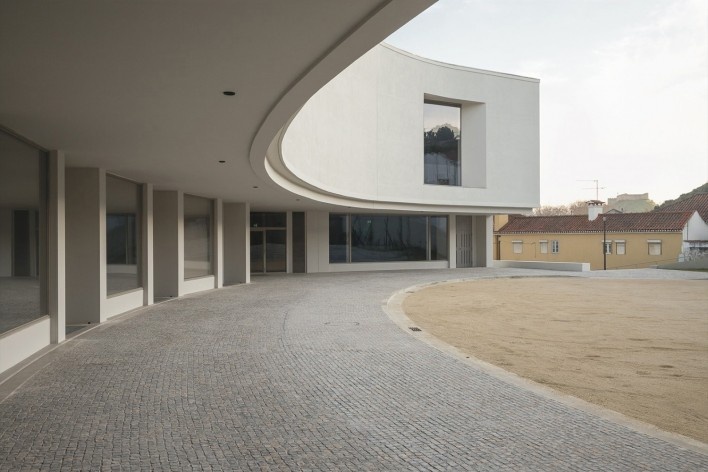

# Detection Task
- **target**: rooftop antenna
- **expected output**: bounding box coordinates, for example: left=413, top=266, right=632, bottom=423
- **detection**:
left=577, top=179, right=606, bottom=200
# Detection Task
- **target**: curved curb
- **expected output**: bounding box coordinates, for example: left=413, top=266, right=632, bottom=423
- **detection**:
left=382, top=277, right=708, bottom=457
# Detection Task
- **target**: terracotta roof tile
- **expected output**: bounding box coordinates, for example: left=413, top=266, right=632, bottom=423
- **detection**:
left=496, top=211, right=694, bottom=234
left=656, top=193, right=708, bottom=221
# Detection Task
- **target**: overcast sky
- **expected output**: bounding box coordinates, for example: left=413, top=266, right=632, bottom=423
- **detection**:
left=387, top=0, right=707, bottom=206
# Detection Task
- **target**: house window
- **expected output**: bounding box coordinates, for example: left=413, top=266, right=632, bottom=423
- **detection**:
left=424, top=101, right=461, bottom=186
left=512, top=240, right=523, bottom=254
left=551, top=240, right=560, bottom=254
left=616, top=240, right=626, bottom=255
left=603, top=241, right=612, bottom=255
left=539, top=240, right=548, bottom=254
left=648, top=240, right=662, bottom=256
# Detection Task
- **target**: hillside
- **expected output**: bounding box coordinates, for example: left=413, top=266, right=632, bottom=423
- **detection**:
left=655, top=183, right=708, bottom=210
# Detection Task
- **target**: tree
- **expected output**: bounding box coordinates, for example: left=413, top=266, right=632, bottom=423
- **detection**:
left=567, top=200, right=588, bottom=215
left=533, top=200, right=587, bottom=216
left=435, top=126, right=455, bottom=142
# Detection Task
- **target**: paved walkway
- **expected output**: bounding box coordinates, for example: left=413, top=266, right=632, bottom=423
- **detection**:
left=1, top=268, right=707, bottom=471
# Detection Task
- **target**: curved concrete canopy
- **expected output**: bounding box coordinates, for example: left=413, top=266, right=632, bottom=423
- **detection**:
left=0, top=0, right=434, bottom=209
left=266, top=44, right=540, bottom=214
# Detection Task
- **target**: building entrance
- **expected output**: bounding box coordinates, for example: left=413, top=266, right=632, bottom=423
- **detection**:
left=250, top=212, right=287, bottom=273
left=250, top=229, right=286, bottom=273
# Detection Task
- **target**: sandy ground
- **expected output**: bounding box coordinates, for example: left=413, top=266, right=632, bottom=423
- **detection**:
left=403, top=277, right=708, bottom=443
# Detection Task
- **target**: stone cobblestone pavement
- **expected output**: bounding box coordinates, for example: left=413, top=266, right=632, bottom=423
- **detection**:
left=1, top=268, right=707, bottom=471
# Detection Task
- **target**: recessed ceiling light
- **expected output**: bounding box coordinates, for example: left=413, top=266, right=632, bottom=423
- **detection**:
left=223, top=90, right=236, bottom=96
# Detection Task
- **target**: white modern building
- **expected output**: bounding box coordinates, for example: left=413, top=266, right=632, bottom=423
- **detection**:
left=0, top=0, right=539, bottom=375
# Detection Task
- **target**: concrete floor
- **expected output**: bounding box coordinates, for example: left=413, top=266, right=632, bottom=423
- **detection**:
left=1, top=268, right=707, bottom=471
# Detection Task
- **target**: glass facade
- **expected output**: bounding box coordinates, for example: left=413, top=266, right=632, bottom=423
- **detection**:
left=330, top=214, right=448, bottom=263
left=351, top=215, right=427, bottom=262
left=184, top=194, right=213, bottom=279
left=106, top=175, right=142, bottom=295
left=250, top=212, right=286, bottom=228
left=429, top=216, right=448, bottom=261
left=250, top=212, right=287, bottom=273
left=0, top=129, right=47, bottom=334
left=328, top=214, right=348, bottom=263
left=424, top=102, right=461, bottom=186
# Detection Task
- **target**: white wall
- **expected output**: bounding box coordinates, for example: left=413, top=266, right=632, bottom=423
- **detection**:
left=0, top=317, right=50, bottom=374
left=685, top=212, right=708, bottom=242
left=280, top=44, right=539, bottom=212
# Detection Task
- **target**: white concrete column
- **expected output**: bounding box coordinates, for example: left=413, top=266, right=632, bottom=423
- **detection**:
left=286, top=211, right=293, bottom=274
left=448, top=214, right=457, bottom=269
left=153, top=190, right=183, bottom=298
left=177, top=192, right=184, bottom=295
left=214, top=198, right=224, bottom=288
left=484, top=215, right=494, bottom=267
left=48, top=151, right=66, bottom=343
left=305, top=211, right=328, bottom=273
left=223, top=202, right=250, bottom=285
left=98, top=170, right=107, bottom=321
left=65, top=168, right=104, bottom=325
left=142, top=183, right=154, bottom=306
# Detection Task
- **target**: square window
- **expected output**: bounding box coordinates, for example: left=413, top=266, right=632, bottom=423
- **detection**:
left=616, top=241, right=626, bottom=255
left=424, top=101, right=461, bottom=186
left=512, top=241, right=523, bottom=254
left=648, top=240, right=662, bottom=256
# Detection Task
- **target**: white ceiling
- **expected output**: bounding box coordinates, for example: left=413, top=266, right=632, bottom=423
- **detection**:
left=0, top=0, right=434, bottom=210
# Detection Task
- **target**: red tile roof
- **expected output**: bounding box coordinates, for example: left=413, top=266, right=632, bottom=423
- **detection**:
left=656, top=193, right=708, bottom=221
left=496, top=211, right=694, bottom=234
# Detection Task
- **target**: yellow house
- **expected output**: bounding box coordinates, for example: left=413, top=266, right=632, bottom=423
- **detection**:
left=495, top=211, right=707, bottom=270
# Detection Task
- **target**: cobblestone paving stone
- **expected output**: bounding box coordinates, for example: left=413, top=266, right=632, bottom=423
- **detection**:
left=1, top=268, right=707, bottom=471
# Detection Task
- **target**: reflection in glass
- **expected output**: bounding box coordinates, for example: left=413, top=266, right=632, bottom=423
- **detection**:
left=250, top=229, right=287, bottom=273
left=330, top=214, right=450, bottom=264
left=184, top=194, right=213, bottom=279
left=265, top=230, right=286, bottom=272
left=430, top=216, right=448, bottom=261
left=424, top=102, right=461, bottom=186
left=250, top=212, right=286, bottom=228
left=106, top=175, right=141, bottom=295
left=0, top=129, right=47, bottom=334
left=292, top=212, right=306, bottom=273
left=351, top=215, right=427, bottom=262
left=328, top=214, right=348, bottom=263
left=250, top=231, right=264, bottom=273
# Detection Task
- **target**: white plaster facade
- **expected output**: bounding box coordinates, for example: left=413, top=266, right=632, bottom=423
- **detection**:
left=0, top=0, right=539, bottom=375
left=276, top=45, right=539, bottom=213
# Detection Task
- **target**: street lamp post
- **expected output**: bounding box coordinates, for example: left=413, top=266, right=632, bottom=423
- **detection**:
left=603, top=216, right=607, bottom=271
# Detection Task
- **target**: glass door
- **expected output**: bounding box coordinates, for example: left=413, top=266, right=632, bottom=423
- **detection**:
left=250, top=230, right=264, bottom=273
left=265, top=230, right=286, bottom=272
left=250, top=229, right=286, bottom=273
